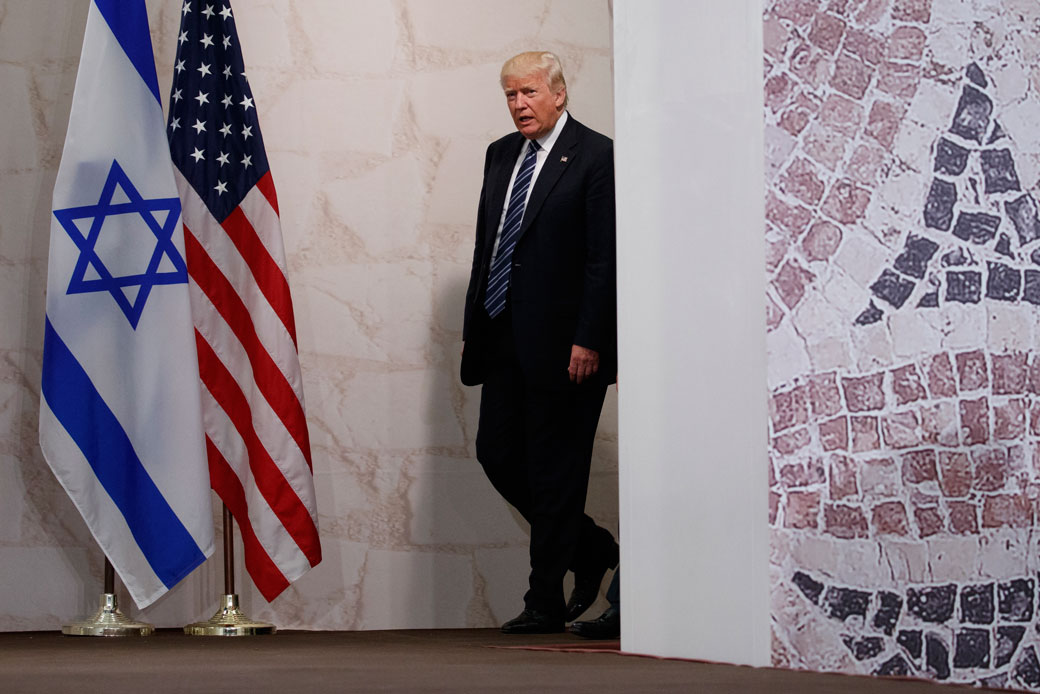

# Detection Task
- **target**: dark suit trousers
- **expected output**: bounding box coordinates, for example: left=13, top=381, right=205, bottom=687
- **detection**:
left=475, top=309, right=617, bottom=617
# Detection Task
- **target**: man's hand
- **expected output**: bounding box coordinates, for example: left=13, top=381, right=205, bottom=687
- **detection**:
left=568, top=345, right=599, bottom=384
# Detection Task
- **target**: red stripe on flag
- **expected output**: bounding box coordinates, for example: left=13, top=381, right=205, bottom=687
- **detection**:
left=255, top=171, right=280, bottom=216
left=184, top=226, right=313, bottom=470
left=195, top=331, right=322, bottom=566
left=221, top=206, right=298, bottom=348
left=205, top=436, right=290, bottom=601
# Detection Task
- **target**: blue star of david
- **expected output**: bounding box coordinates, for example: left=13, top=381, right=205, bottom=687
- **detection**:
left=53, top=160, right=187, bottom=329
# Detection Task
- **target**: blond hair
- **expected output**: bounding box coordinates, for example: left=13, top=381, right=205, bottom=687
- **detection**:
left=500, top=51, right=569, bottom=108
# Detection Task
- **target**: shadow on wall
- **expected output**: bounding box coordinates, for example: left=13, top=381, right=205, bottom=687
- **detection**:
left=418, top=273, right=620, bottom=627
left=415, top=272, right=532, bottom=627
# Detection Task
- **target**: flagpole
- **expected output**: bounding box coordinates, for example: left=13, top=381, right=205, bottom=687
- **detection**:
left=62, top=557, right=155, bottom=636
left=184, top=504, right=276, bottom=636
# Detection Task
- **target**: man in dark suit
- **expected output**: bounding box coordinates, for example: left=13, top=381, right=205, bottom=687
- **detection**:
left=461, top=51, right=618, bottom=634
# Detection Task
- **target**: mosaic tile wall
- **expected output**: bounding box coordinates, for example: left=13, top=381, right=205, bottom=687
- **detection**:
left=765, top=0, right=1040, bottom=688
left=765, top=0, right=1040, bottom=686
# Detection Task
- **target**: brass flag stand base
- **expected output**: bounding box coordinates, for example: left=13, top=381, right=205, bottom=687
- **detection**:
left=183, top=593, right=275, bottom=636
left=63, top=561, right=154, bottom=636
left=185, top=505, right=275, bottom=637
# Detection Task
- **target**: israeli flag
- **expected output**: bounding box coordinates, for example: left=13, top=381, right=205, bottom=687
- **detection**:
left=41, top=0, right=214, bottom=608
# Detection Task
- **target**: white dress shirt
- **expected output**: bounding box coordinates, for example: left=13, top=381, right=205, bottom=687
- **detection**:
left=489, top=111, right=569, bottom=261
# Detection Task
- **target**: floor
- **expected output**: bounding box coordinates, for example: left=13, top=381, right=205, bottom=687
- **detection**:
left=0, top=629, right=1003, bottom=693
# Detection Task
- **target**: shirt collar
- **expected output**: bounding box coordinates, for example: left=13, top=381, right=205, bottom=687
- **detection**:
left=532, top=110, right=568, bottom=154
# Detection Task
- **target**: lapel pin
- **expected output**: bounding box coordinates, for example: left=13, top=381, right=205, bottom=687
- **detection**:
left=561, top=156, right=568, bottom=162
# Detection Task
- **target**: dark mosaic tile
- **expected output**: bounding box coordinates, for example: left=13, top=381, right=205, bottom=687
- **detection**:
left=988, top=121, right=1007, bottom=145
left=898, top=629, right=923, bottom=660
left=952, top=211, right=1001, bottom=244
left=823, top=586, right=871, bottom=621
left=953, top=628, right=990, bottom=669
left=1024, top=270, right=1040, bottom=305
left=995, top=233, right=1013, bottom=258
left=924, top=178, right=957, bottom=231
left=875, top=654, right=912, bottom=676
left=980, top=149, right=1021, bottom=194
left=934, top=138, right=970, bottom=176
left=996, top=625, right=1026, bottom=668
left=1014, top=646, right=1040, bottom=689
left=854, top=301, right=884, bottom=325
left=980, top=672, right=1009, bottom=688
left=908, top=584, right=957, bottom=623
left=968, top=176, right=982, bottom=205
left=946, top=271, right=982, bottom=304
left=942, top=247, right=972, bottom=266
left=893, top=234, right=939, bottom=279
left=998, top=578, right=1034, bottom=622
left=1007, top=194, right=1040, bottom=246
left=926, top=633, right=951, bottom=680
left=950, top=85, right=993, bottom=144
left=967, top=63, right=987, bottom=88
left=792, top=571, right=824, bottom=604
left=843, top=635, right=885, bottom=660
left=960, top=583, right=994, bottom=625
left=917, top=291, right=939, bottom=308
left=872, top=591, right=902, bottom=636
left=871, top=268, right=915, bottom=308
left=986, top=262, right=1021, bottom=302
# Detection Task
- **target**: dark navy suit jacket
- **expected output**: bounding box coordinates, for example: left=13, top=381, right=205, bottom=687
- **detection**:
left=461, top=115, right=617, bottom=390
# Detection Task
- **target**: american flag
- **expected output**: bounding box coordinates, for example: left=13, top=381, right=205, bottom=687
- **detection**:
left=166, top=0, right=321, bottom=601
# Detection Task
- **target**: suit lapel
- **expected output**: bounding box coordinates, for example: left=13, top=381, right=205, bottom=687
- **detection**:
left=517, top=116, right=580, bottom=241
left=485, top=135, right=525, bottom=248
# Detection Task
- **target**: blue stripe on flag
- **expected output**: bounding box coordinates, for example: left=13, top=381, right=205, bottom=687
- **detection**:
left=93, top=0, right=161, bottom=104
left=41, top=317, right=206, bottom=588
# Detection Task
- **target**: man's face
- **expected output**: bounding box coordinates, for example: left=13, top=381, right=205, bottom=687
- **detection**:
left=503, top=72, right=565, bottom=140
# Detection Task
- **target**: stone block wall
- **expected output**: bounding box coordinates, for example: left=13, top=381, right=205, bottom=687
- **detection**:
left=0, top=0, right=616, bottom=631
left=765, top=0, right=1040, bottom=688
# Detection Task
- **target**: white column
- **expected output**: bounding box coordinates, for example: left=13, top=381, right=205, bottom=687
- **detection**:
left=613, top=0, right=769, bottom=665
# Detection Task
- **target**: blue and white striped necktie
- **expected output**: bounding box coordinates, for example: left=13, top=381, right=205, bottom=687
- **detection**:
left=484, top=140, right=540, bottom=318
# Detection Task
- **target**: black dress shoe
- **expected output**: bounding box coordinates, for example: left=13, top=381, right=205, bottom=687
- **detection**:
left=566, top=566, right=613, bottom=622
left=569, top=606, right=620, bottom=639
left=566, top=543, right=619, bottom=622
left=500, top=609, right=564, bottom=634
